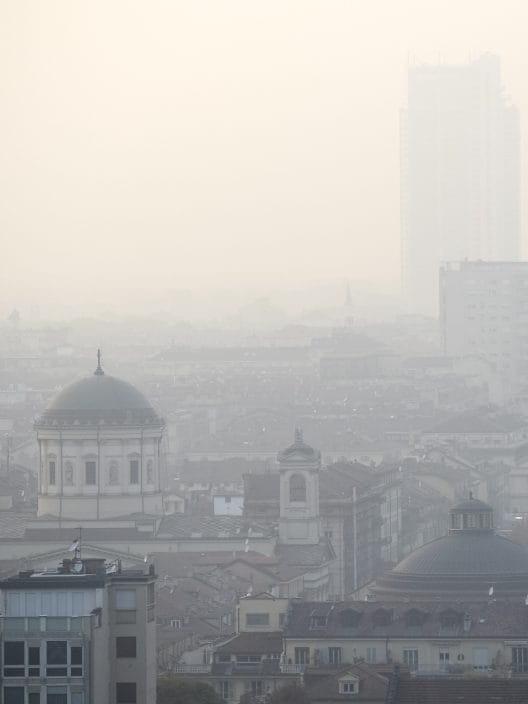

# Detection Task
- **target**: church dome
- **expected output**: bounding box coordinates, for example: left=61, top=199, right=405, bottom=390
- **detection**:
left=36, top=355, right=163, bottom=427
left=372, top=497, right=528, bottom=600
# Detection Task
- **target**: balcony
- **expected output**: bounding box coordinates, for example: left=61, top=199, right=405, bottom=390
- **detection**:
left=0, top=616, right=92, bottom=636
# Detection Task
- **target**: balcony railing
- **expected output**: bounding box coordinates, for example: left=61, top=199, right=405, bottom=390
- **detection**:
left=172, top=664, right=212, bottom=674
left=0, top=616, right=92, bottom=635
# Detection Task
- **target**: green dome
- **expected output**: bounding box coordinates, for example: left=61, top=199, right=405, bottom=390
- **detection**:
left=36, top=370, right=163, bottom=427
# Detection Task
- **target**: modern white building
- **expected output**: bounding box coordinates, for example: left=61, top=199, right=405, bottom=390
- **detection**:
left=401, top=54, right=520, bottom=314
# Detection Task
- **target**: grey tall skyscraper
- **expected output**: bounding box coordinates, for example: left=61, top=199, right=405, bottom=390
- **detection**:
left=401, top=54, right=520, bottom=314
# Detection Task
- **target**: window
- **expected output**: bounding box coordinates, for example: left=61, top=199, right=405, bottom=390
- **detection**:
left=116, top=590, right=136, bottom=609
left=28, top=693, right=40, bottom=704
left=237, top=655, right=261, bottom=664
left=294, top=647, right=310, bottom=665
left=403, top=649, right=418, bottom=670
left=218, top=681, right=230, bottom=699
left=45, top=642, right=82, bottom=677
left=3, top=688, right=24, bottom=704
left=116, top=637, right=137, bottom=658
left=439, top=652, right=450, bottom=672
left=71, top=694, right=84, bottom=704
left=246, top=613, right=269, bottom=626
left=289, top=474, right=306, bottom=502
left=116, top=683, right=137, bottom=704
left=339, top=680, right=357, bottom=694
left=116, top=590, right=136, bottom=624
left=49, top=461, right=56, bottom=486
left=129, top=460, right=139, bottom=485
left=47, top=687, right=67, bottom=704
left=310, top=615, right=327, bottom=629
left=28, top=646, right=40, bottom=677
left=47, top=641, right=67, bottom=676
left=512, top=647, right=528, bottom=674
left=250, top=682, right=263, bottom=697
left=279, top=613, right=286, bottom=628
left=366, top=647, right=376, bottom=663
left=147, top=583, right=155, bottom=607
left=70, top=647, right=83, bottom=676
left=340, top=609, right=362, bottom=628
left=4, top=641, right=24, bottom=677
left=328, top=647, right=342, bottom=665
left=85, top=461, right=96, bottom=485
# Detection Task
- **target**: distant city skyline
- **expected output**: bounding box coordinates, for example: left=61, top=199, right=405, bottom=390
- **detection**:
left=2, top=1, right=528, bottom=317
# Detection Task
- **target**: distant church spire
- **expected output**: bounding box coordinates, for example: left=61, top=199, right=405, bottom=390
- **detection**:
left=94, top=349, right=104, bottom=376
left=294, top=427, right=304, bottom=445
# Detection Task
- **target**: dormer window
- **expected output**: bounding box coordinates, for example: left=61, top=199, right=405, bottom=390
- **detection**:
left=405, top=608, right=426, bottom=627
left=339, top=679, right=358, bottom=694
left=310, top=615, right=327, bottom=629
left=340, top=609, right=362, bottom=628
left=439, top=609, right=462, bottom=628
left=372, top=608, right=392, bottom=627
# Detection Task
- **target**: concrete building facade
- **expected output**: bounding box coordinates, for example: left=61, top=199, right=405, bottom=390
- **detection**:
left=0, top=557, right=157, bottom=704
left=401, top=54, right=520, bottom=314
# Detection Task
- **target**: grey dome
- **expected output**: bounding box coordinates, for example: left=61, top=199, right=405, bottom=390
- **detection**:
left=36, top=372, right=163, bottom=427
left=393, top=532, right=528, bottom=577
left=372, top=498, right=528, bottom=600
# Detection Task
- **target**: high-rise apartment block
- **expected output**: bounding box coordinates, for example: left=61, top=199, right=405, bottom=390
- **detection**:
left=440, top=261, right=528, bottom=392
left=0, top=558, right=157, bottom=704
left=401, top=54, right=520, bottom=314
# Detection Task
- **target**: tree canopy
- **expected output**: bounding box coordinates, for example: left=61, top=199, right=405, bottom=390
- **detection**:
left=268, top=682, right=311, bottom=704
left=157, top=676, right=224, bottom=704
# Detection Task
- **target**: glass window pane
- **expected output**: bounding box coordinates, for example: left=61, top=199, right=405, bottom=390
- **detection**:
left=71, top=646, right=83, bottom=665
left=47, top=641, right=67, bottom=665
left=116, top=590, right=136, bottom=609
left=4, top=688, right=24, bottom=704
left=4, top=642, right=24, bottom=665
left=116, top=682, right=137, bottom=703
left=116, top=637, right=136, bottom=658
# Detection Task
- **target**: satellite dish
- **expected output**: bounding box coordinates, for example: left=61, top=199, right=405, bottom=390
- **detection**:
left=72, top=561, right=83, bottom=574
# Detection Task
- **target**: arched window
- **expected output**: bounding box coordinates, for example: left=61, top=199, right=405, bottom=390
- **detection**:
left=289, top=474, right=306, bottom=502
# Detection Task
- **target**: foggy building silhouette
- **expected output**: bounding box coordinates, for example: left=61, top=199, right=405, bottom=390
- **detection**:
left=401, top=54, right=520, bottom=314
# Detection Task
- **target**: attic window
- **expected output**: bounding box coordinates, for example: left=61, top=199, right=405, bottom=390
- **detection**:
left=372, top=608, right=392, bottom=626
left=310, top=615, right=327, bottom=629
left=340, top=609, right=362, bottom=628
left=405, top=609, right=426, bottom=627
left=439, top=609, right=461, bottom=628
left=339, top=680, right=357, bottom=694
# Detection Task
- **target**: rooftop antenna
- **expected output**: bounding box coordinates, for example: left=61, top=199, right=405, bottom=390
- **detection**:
left=294, top=427, right=303, bottom=445
left=94, top=349, right=104, bottom=376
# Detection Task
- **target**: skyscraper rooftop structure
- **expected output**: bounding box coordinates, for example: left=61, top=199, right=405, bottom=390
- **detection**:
left=401, top=54, right=520, bottom=314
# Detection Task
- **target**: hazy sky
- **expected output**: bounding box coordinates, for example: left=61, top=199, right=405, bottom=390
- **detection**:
left=1, top=0, right=527, bottom=314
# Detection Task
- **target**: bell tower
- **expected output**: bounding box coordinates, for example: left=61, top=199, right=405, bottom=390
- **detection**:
left=278, top=429, right=321, bottom=545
